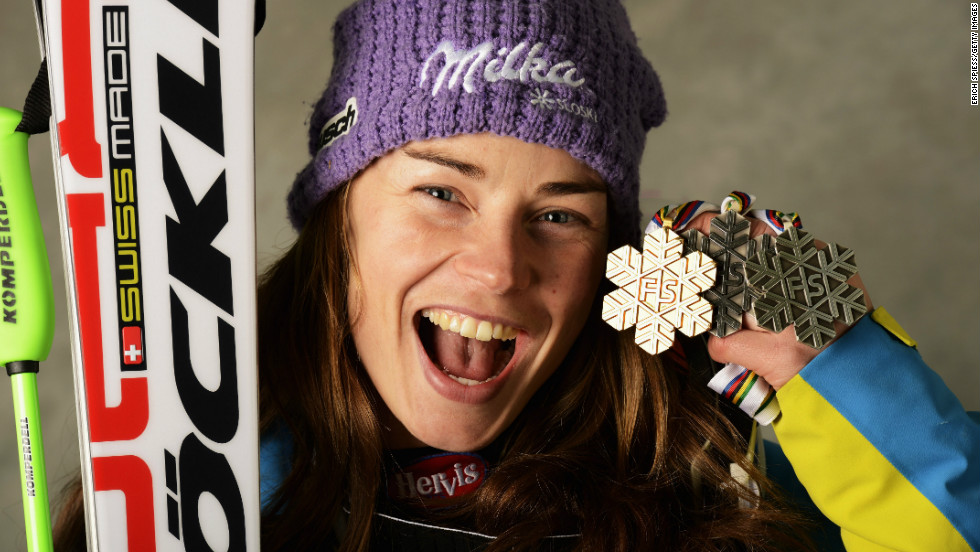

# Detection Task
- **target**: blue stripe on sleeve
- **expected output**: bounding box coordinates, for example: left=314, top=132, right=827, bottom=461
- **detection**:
left=799, top=316, right=980, bottom=550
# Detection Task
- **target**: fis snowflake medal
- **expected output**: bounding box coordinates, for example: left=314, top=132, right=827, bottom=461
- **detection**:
left=745, top=227, right=868, bottom=349
left=603, top=228, right=716, bottom=355
left=683, top=210, right=758, bottom=338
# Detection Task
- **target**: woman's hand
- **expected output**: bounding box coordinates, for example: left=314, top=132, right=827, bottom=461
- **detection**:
left=686, top=212, right=873, bottom=390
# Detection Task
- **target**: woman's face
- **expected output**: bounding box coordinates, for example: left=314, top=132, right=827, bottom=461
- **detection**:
left=346, top=134, right=608, bottom=451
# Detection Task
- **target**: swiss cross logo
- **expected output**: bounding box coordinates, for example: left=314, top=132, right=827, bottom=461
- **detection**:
left=122, top=326, right=144, bottom=364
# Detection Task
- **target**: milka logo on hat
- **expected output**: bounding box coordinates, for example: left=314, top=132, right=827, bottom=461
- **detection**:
left=318, top=96, right=358, bottom=149
left=420, top=40, right=586, bottom=96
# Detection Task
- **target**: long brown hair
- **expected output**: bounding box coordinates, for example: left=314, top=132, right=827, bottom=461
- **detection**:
left=257, top=186, right=812, bottom=551
left=52, top=185, right=811, bottom=551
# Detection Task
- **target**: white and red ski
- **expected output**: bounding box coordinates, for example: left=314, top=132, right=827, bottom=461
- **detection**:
left=34, top=0, right=260, bottom=549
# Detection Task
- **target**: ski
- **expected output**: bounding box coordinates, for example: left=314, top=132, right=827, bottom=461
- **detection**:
left=32, top=0, right=260, bottom=549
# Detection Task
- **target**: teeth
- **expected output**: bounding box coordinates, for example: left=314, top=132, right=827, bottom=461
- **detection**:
left=421, top=308, right=518, bottom=342
left=442, top=369, right=490, bottom=386
left=476, top=321, right=493, bottom=341
left=459, top=317, right=478, bottom=338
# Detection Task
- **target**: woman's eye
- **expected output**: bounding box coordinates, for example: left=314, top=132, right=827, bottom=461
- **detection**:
left=422, top=187, right=457, bottom=202
left=539, top=211, right=574, bottom=224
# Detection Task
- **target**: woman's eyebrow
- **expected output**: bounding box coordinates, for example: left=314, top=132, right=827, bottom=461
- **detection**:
left=402, top=148, right=486, bottom=179
left=401, top=148, right=604, bottom=195
left=539, top=179, right=607, bottom=196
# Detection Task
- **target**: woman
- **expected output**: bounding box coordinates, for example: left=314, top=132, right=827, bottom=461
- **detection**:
left=254, top=0, right=977, bottom=550
left=55, top=0, right=979, bottom=550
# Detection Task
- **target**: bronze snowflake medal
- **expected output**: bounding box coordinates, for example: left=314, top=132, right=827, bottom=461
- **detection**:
left=602, top=215, right=716, bottom=356
left=745, top=226, right=868, bottom=349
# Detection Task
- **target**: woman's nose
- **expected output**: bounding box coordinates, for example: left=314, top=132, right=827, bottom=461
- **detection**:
left=453, top=220, right=532, bottom=294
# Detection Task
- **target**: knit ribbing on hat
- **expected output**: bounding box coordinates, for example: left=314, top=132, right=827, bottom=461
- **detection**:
left=287, top=0, right=666, bottom=246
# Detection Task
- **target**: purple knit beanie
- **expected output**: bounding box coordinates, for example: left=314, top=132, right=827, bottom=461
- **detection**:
left=288, top=0, right=667, bottom=245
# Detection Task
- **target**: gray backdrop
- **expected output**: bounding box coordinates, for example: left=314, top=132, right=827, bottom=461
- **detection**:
left=1, top=0, right=978, bottom=548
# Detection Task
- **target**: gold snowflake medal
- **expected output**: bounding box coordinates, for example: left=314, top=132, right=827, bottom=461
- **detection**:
left=602, top=202, right=716, bottom=355
left=743, top=210, right=868, bottom=350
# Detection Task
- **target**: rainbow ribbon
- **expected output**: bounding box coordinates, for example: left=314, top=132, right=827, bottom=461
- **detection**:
left=646, top=200, right=714, bottom=232
left=719, top=190, right=754, bottom=214
left=748, top=208, right=803, bottom=234
left=646, top=190, right=801, bottom=232
left=708, top=363, right=780, bottom=425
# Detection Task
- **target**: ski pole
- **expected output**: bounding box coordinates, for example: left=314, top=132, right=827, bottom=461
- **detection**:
left=0, top=106, right=56, bottom=552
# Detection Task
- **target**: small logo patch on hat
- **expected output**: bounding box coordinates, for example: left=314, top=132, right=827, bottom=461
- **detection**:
left=530, top=87, right=598, bottom=123
left=318, top=96, right=358, bottom=150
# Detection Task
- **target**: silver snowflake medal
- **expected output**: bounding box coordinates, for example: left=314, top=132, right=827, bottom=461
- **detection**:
left=682, top=209, right=758, bottom=337
left=602, top=222, right=717, bottom=355
left=744, top=226, right=868, bottom=349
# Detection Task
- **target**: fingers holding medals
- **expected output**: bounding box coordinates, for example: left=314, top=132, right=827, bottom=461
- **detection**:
left=688, top=194, right=872, bottom=387
left=706, top=320, right=814, bottom=391
left=707, top=267, right=872, bottom=391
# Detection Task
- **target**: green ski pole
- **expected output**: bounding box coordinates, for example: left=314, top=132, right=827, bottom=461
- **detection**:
left=0, top=106, right=56, bottom=552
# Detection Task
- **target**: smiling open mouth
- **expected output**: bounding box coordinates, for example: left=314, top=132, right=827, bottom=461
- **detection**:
left=419, top=309, right=517, bottom=386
